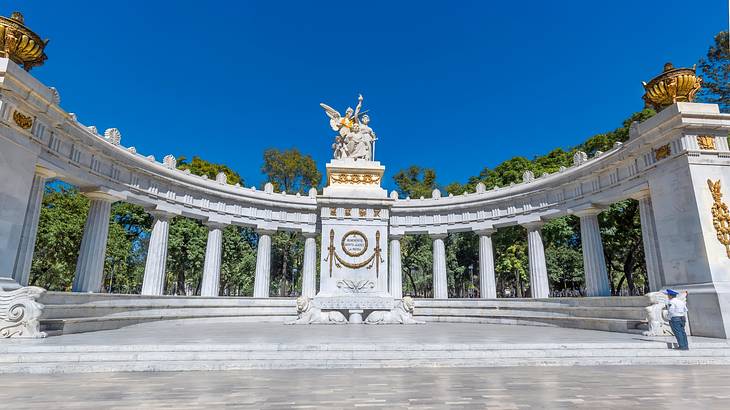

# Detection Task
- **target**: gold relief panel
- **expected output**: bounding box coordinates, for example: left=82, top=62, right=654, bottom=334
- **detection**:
left=12, top=110, right=32, bottom=129
left=358, top=208, right=367, bottom=217
left=344, top=208, right=352, bottom=217
left=697, top=135, right=716, bottom=150
left=373, top=209, right=381, bottom=217
left=329, top=172, right=381, bottom=185
left=708, top=179, right=730, bottom=258
left=329, top=207, right=337, bottom=217
left=654, top=144, right=671, bottom=161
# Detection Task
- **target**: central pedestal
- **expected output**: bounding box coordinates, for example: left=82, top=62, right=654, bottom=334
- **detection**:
left=315, top=159, right=394, bottom=320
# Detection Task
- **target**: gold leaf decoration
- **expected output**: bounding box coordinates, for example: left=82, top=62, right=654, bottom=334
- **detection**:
left=12, top=110, right=32, bottom=129
left=329, top=172, right=381, bottom=185
left=697, top=135, right=716, bottom=150
left=708, top=179, right=730, bottom=258
left=654, top=144, right=671, bottom=161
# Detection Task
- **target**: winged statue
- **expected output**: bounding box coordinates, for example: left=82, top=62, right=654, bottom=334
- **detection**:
left=320, top=94, right=377, bottom=161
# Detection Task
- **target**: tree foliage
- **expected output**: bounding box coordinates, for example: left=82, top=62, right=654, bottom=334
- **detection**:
left=177, top=155, right=244, bottom=186
left=261, top=148, right=321, bottom=194
left=697, top=31, right=729, bottom=111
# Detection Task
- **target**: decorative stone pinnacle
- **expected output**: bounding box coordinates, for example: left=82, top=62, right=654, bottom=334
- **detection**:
left=522, top=170, right=535, bottom=183
left=0, top=11, right=49, bottom=71
left=215, top=172, right=227, bottom=184
left=573, top=151, right=588, bottom=166
left=162, top=154, right=176, bottom=169
left=104, top=128, right=121, bottom=146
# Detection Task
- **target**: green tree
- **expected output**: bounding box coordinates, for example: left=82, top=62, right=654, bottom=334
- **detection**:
left=697, top=31, right=729, bottom=111
left=261, top=148, right=321, bottom=194
left=261, top=148, right=322, bottom=295
left=166, top=216, right=207, bottom=295
left=177, top=155, right=244, bottom=186
left=393, top=166, right=438, bottom=198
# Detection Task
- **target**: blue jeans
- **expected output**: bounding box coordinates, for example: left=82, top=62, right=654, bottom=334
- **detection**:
left=670, top=316, right=689, bottom=350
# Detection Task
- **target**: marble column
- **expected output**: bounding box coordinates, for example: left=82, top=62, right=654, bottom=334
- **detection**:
left=524, top=222, right=549, bottom=298
left=477, top=229, right=497, bottom=299
left=301, top=233, right=318, bottom=298
left=253, top=229, right=274, bottom=298
left=72, top=192, right=115, bottom=293
left=141, top=212, right=171, bottom=295
left=638, top=195, right=664, bottom=291
left=389, top=235, right=403, bottom=299
left=431, top=233, right=448, bottom=299
left=200, top=222, right=224, bottom=297
left=577, top=210, right=610, bottom=296
left=12, top=168, right=55, bottom=286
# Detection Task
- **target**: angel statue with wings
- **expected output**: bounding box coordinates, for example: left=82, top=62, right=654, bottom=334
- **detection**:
left=320, top=94, right=377, bottom=161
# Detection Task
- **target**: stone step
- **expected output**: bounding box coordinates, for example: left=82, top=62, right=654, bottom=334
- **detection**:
left=42, top=305, right=296, bottom=320
left=416, top=296, right=650, bottom=308
left=416, top=306, right=646, bottom=321
left=41, top=315, right=295, bottom=335
left=1, top=344, right=728, bottom=374
left=418, top=315, right=645, bottom=334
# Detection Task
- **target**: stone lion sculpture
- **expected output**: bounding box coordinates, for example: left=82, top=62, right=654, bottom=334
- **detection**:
left=642, top=290, right=688, bottom=336
left=365, top=296, right=424, bottom=325
left=287, top=296, right=347, bottom=325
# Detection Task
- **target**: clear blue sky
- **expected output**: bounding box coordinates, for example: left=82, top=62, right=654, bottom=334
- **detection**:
left=9, top=1, right=728, bottom=190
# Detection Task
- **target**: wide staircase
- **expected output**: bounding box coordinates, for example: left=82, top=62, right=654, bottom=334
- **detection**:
left=39, top=292, right=297, bottom=336
left=38, top=292, right=650, bottom=336
left=415, top=297, right=650, bottom=334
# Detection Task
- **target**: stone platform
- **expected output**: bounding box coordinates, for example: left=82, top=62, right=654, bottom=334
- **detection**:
left=2, top=320, right=729, bottom=374
left=37, top=292, right=652, bottom=336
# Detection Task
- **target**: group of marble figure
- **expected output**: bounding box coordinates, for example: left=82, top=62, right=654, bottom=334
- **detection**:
left=1, top=54, right=730, bottom=336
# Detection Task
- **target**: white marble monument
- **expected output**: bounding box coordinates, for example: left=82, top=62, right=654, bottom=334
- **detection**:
left=291, top=96, right=415, bottom=324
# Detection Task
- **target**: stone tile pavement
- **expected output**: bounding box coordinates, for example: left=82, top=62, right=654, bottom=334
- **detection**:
left=1, top=366, right=729, bottom=409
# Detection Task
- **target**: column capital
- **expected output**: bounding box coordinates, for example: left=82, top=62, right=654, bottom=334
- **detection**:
left=521, top=220, right=544, bottom=230
left=204, top=221, right=227, bottom=230
left=429, top=232, right=448, bottom=240
left=389, top=234, right=404, bottom=240
left=148, top=210, right=173, bottom=221
left=34, top=166, right=57, bottom=179
left=475, top=228, right=496, bottom=236
left=572, top=207, right=604, bottom=217
left=256, top=228, right=277, bottom=236
left=302, top=231, right=318, bottom=239
left=629, top=189, right=652, bottom=201
left=81, top=190, right=121, bottom=202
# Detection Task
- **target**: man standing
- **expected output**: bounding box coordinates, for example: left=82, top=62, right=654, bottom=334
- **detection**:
left=666, top=289, right=689, bottom=350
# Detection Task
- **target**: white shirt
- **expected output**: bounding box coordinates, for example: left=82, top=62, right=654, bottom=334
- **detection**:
left=667, top=298, right=688, bottom=318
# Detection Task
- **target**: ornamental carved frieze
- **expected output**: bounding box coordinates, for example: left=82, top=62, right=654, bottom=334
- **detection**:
left=12, top=110, right=32, bottom=129
left=654, top=144, right=671, bottom=161
left=708, top=179, right=730, bottom=258
left=697, top=135, right=716, bottom=150
left=329, top=172, right=381, bottom=185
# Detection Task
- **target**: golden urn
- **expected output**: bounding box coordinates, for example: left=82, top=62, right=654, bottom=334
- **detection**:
left=642, top=62, right=702, bottom=111
left=0, top=11, right=48, bottom=71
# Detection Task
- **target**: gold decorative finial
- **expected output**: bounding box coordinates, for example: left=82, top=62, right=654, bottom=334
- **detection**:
left=0, top=11, right=48, bottom=71
left=642, top=62, right=702, bottom=111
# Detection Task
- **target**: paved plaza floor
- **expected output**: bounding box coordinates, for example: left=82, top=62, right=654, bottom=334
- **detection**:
left=3, top=319, right=721, bottom=347
left=2, top=365, right=729, bottom=409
